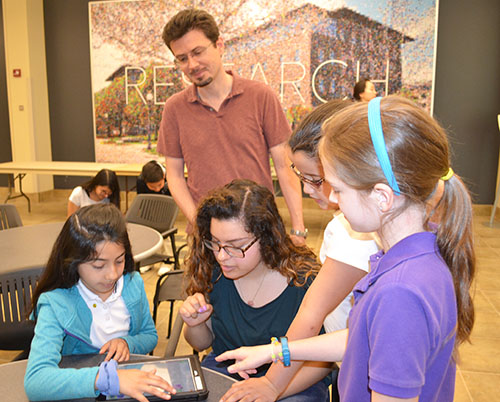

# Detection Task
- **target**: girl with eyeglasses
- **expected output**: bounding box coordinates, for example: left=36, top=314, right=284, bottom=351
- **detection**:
left=179, top=179, right=331, bottom=402
left=287, top=100, right=381, bottom=335
left=217, top=96, right=475, bottom=402
left=219, top=100, right=381, bottom=401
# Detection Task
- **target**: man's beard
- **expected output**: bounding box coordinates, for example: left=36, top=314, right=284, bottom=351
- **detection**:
left=193, top=76, right=213, bottom=87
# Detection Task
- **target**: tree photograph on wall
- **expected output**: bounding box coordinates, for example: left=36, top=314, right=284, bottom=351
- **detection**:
left=89, top=0, right=437, bottom=163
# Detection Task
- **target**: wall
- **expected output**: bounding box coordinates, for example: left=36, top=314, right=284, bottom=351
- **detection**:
left=0, top=2, right=12, bottom=186
left=2, top=0, right=53, bottom=193
left=44, top=0, right=95, bottom=189
left=433, top=0, right=500, bottom=203
left=3, top=0, right=500, bottom=202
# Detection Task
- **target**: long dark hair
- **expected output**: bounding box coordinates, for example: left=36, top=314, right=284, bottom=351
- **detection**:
left=320, top=95, right=475, bottom=346
left=82, top=169, right=120, bottom=208
left=30, top=204, right=134, bottom=318
left=185, top=179, right=320, bottom=297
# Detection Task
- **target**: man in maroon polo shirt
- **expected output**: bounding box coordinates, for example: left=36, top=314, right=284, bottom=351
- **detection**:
left=157, top=9, right=306, bottom=245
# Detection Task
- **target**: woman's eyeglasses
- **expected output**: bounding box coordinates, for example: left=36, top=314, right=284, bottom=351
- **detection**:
left=290, top=163, right=325, bottom=188
left=203, top=237, right=258, bottom=258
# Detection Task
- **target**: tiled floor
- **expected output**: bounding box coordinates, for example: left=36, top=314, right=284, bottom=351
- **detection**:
left=1, top=188, right=499, bottom=401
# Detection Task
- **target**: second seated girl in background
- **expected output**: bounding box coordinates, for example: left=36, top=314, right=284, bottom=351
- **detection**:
left=179, top=179, right=331, bottom=401
left=67, top=168, right=120, bottom=217
left=353, top=78, right=377, bottom=102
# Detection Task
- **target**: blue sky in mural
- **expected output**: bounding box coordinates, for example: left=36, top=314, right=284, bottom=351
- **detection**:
left=344, top=0, right=434, bottom=24
left=298, top=0, right=437, bottom=84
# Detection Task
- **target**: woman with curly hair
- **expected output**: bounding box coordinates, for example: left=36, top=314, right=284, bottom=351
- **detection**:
left=179, top=179, right=331, bottom=401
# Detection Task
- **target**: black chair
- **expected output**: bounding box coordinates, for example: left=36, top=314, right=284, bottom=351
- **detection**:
left=163, top=312, right=185, bottom=358
left=152, top=269, right=185, bottom=339
left=0, top=204, right=23, bottom=230
left=0, top=267, right=42, bottom=360
left=125, top=194, right=186, bottom=271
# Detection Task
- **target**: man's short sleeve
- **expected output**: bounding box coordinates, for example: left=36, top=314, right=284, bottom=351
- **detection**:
left=260, top=86, right=291, bottom=148
left=157, top=97, right=182, bottom=158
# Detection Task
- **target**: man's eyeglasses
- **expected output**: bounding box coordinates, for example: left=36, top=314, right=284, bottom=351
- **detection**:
left=290, top=163, right=325, bottom=188
left=203, top=237, right=258, bottom=258
left=173, top=43, right=213, bottom=67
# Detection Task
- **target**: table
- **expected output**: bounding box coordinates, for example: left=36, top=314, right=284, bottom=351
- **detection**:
left=0, top=161, right=275, bottom=211
left=0, top=355, right=236, bottom=402
left=0, top=222, right=163, bottom=275
left=0, top=161, right=144, bottom=211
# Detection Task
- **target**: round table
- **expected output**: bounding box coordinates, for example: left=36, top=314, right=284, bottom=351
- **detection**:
left=0, top=356, right=236, bottom=402
left=0, top=222, right=163, bottom=275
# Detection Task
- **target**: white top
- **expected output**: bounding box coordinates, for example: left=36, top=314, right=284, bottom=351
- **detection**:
left=68, top=186, right=109, bottom=208
left=320, top=212, right=380, bottom=332
left=76, top=276, right=130, bottom=348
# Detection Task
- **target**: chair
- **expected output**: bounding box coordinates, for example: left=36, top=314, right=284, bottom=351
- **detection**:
left=152, top=269, right=185, bottom=339
left=0, top=204, right=23, bottom=230
left=0, top=267, right=42, bottom=360
left=163, top=312, right=184, bottom=358
left=125, top=194, right=186, bottom=270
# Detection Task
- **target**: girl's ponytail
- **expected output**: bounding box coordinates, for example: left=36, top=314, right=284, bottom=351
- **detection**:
left=435, top=174, right=475, bottom=345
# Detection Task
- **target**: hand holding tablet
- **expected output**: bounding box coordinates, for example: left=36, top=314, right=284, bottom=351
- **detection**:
left=103, top=355, right=208, bottom=401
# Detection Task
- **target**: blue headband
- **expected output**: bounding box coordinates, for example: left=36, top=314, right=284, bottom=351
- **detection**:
left=367, top=97, right=401, bottom=195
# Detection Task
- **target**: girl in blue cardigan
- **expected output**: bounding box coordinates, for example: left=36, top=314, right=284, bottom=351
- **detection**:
left=24, top=204, right=175, bottom=402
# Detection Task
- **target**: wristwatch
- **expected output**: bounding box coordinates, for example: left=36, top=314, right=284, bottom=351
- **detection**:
left=290, top=228, right=308, bottom=238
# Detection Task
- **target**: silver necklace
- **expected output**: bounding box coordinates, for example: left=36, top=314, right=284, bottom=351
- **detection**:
left=238, top=269, right=269, bottom=307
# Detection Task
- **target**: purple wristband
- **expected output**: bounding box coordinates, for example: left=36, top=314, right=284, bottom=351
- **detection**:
left=96, top=360, right=120, bottom=396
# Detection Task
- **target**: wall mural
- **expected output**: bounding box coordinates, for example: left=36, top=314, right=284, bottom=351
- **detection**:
left=89, top=0, right=437, bottom=163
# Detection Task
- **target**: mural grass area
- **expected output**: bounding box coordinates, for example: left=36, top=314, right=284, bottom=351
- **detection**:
left=89, top=0, right=437, bottom=163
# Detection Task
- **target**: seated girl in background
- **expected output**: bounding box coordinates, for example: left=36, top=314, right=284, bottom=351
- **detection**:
left=179, top=179, right=331, bottom=401
left=67, top=168, right=120, bottom=217
left=218, top=96, right=475, bottom=402
left=137, top=160, right=170, bottom=195
left=221, top=100, right=381, bottom=401
left=25, top=204, right=175, bottom=402
left=353, top=78, right=377, bottom=102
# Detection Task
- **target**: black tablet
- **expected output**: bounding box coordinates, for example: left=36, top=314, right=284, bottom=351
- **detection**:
left=102, top=355, right=208, bottom=401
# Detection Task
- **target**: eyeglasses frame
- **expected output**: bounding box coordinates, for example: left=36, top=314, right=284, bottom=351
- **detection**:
left=173, top=42, right=214, bottom=67
left=203, top=237, right=259, bottom=258
left=290, top=163, right=325, bottom=188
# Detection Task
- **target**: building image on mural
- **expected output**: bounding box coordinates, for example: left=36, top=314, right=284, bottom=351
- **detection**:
left=89, top=0, right=435, bottom=163
left=224, top=4, right=415, bottom=123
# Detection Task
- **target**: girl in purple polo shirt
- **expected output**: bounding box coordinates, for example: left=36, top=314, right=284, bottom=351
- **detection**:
left=216, top=95, right=475, bottom=402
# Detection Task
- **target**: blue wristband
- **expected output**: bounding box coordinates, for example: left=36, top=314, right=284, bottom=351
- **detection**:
left=280, top=336, right=291, bottom=367
left=96, top=360, right=120, bottom=396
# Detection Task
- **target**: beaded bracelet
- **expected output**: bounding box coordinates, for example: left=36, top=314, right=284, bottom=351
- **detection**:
left=280, top=336, right=291, bottom=367
left=270, top=337, right=283, bottom=364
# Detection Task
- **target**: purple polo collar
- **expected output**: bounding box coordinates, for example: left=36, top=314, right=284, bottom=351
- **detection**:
left=354, top=231, right=440, bottom=294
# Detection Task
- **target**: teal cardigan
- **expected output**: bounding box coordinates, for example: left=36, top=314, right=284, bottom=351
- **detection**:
left=24, top=272, right=158, bottom=401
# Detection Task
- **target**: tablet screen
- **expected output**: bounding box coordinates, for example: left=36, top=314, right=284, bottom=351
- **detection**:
left=106, top=357, right=204, bottom=400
